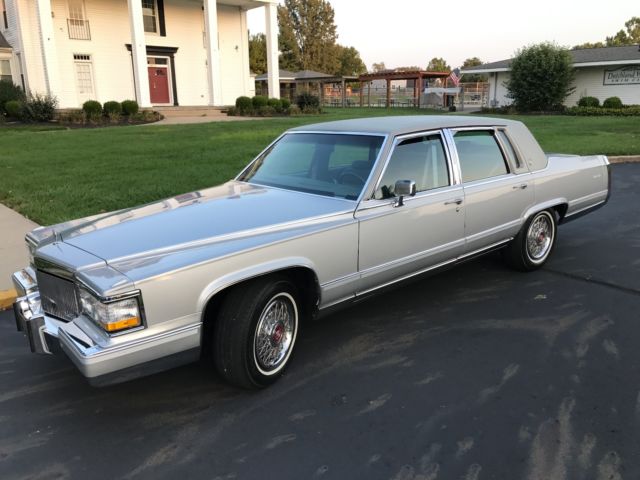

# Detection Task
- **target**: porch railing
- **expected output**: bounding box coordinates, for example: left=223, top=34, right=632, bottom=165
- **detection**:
left=67, top=19, right=91, bottom=40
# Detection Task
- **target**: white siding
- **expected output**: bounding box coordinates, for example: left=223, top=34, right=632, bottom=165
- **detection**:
left=9, top=0, right=254, bottom=108
left=487, top=67, right=640, bottom=107
left=566, top=66, right=640, bottom=106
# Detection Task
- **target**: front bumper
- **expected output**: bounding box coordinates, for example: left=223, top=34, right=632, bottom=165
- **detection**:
left=12, top=267, right=201, bottom=385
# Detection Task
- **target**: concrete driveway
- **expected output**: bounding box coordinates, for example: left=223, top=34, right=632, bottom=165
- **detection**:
left=1, top=164, right=639, bottom=480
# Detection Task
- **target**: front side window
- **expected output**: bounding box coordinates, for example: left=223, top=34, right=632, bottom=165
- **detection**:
left=238, top=133, right=384, bottom=200
left=454, top=130, right=509, bottom=183
left=142, top=0, right=157, bottom=33
left=374, top=134, right=449, bottom=199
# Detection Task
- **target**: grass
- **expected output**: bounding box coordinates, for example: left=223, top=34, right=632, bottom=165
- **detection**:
left=0, top=107, right=638, bottom=225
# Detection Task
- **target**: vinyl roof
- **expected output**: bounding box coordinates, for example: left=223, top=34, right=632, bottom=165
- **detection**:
left=289, top=115, right=521, bottom=136
left=462, top=45, right=640, bottom=73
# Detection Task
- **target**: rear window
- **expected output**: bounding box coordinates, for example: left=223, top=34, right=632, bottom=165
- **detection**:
left=454, top=131, right=509, bottom=183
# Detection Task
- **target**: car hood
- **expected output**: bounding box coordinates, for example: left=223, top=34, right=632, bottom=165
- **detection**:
left=55, top=182, right=354, bottom=264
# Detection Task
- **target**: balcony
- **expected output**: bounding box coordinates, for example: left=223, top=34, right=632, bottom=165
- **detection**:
left=67, top=19, right=91, bottom=40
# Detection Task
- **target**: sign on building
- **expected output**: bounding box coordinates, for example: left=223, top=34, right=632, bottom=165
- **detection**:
left=603, top=66, right=640, bottom=85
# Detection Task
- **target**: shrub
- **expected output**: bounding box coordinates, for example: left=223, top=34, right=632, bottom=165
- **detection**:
left=566, top=106, right=640, bottom=116
left=603, top=96, right=623, bottom=109
left=578, top=96, right=600, bottom=107
left=22, top=93, right=58, bottom=122
left=60, top=109, right=85, bottom=124
left=252, top=95, right=268, bottom=108
left=267, top=97, right=283, bottom=112
left=121, top=99, right=139, bottom=115
left=5, top=100, right=23, bottom=118
left=0, top=80, right=25, bottom=114
left=235, top=96, right=253, bottom=113
left=257, top=105, right=276, bottom=116
left=296, top=93, right=320, bottom=111
left=82, top=100, right=102, bottom=117
left=505, top=42, right=575, bottom=111
left=281, top=98, right=291, bottom=110
left=103, top=101, right=122, bottom=116
left=226, top=106, right=237, bottom=116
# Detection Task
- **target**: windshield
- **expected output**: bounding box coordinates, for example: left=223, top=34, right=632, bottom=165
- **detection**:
left=237, top=133, right=384, bottom=200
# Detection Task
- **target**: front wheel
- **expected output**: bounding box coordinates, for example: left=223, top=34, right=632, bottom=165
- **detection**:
left=214, top=275, right=300, bottom=389
left=503, top=209, right=557, bottom=271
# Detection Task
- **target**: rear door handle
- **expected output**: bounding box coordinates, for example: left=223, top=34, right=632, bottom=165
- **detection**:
left=444, top=198, right=463, bottom=205
left=513, top=183, right=528, bottom=190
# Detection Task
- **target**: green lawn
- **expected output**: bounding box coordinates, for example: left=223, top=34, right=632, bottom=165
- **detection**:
left=0, top=107, right=638, bottom=225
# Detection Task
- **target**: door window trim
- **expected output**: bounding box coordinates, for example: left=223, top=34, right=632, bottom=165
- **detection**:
left=368, top=129, right=457, bottom=201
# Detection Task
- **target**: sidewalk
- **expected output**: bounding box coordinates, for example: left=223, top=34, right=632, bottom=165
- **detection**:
left=0, top=203, right=38, bottom=308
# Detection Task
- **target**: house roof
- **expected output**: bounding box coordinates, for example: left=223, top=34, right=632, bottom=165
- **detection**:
left=255, top=69, right=337, bottom=81
left=255, top=69, right=297, bottom=81
left=0, top=31, right=11, bottom=49
left=462, top=45, right=640, bottom=73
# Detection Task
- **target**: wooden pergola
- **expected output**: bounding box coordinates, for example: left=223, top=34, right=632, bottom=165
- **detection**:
left=358, top=70, right=451, bottom=107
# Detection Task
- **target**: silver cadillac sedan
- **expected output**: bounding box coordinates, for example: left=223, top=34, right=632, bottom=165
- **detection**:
left=11, top=116, right=610, bottom=388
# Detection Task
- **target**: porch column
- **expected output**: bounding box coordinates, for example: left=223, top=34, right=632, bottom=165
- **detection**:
left=127, top=0, right=151, bottom=106
left=264, top=2, right=279, bottom=98
left=36, top=0, right=60, bottom=97
left=204, top=0, right=222, bottom=106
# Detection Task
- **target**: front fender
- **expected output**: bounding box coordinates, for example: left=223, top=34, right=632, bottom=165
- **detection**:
left=196, top=256, right=320, bottom=313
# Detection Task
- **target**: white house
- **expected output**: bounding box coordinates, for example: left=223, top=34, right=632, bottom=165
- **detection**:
left=0, top=0, right=280, bottom=108
left=462, top=45, right=640, bottom=107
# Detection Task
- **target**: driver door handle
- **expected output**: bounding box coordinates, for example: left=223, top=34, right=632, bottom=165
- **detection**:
left=444, top=198, right=463, bottom=205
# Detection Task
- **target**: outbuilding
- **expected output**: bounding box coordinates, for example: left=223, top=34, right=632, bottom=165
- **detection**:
left=462, top=45, right=640, bottom=107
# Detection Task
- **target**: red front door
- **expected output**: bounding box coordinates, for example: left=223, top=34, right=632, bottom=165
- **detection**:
left=148, top=66, right=170, bottom=104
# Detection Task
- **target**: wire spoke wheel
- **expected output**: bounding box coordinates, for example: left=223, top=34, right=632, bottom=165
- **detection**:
left=525, top=212, right=554, bottom=263
left=253, top=293, right=297, bottom=375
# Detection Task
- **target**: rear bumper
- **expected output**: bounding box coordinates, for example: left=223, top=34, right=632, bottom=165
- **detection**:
left=11, top=267, right=201, bottom=385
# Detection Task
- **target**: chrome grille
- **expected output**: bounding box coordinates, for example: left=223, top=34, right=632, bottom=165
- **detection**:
left=36, top=270, right=80, bottom=321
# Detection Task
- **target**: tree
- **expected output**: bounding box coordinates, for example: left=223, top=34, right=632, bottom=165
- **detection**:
left=426, top=57, right=450, bottom=72
left=395, top=66, right=421, bottom=72
left=334, top=45, right=367, bottom=76
left=505, top=43, right=575, bottom=111
left=249, top=33, right=267, bottom=75
left=277, top=0, right=339, bottom=73
left=461, top=57, right=487, bottom=82
left=371, top=62, right=387, bottom=72
left=574, top=16, right=640, bottom=48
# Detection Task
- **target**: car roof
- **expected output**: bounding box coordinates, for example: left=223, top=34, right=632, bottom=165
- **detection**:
left=289, top=115, right=523, bottom=136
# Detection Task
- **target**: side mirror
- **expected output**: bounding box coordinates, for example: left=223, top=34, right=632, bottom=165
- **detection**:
left=394, top=180, right=416, bottom=207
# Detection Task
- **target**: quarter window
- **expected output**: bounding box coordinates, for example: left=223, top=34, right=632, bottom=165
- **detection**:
left=454, top=130, right=509, bottom=183
left=496, top=130, right=521, bottom=168
left=375, top=134, right=449, bottom=199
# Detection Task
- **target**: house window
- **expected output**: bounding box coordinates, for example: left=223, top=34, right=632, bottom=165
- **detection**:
left=67, top=0, right=90, bottom=40
left=142, top=0, right=158, bottom=33
left=0, top=59, right=11, bottom=82
left=2, top=0, right=8, bottom=30
left=74, top=54, right=95, bottom=101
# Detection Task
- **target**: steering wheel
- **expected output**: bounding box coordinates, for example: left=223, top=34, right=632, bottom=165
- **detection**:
left=337, top=169, right=367, bottom=186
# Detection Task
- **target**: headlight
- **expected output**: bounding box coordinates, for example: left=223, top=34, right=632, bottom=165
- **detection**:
left=79, top=288, right=142, bottom=333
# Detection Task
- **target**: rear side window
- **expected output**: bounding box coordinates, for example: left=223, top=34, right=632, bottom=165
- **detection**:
left=374, top=134, right=449, bottom=199
left=454, top=130, right=509, bottom=183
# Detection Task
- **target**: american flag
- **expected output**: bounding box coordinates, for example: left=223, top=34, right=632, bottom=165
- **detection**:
left=448, top=68, right=461, bottom=86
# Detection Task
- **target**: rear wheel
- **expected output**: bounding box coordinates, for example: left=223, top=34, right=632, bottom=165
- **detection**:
left=503, top=209, right=557, bottom=271
left=214, top=275, right=299, bottom=389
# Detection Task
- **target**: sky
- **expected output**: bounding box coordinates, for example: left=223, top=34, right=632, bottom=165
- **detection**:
left=247, top=0, right=639, bottom=70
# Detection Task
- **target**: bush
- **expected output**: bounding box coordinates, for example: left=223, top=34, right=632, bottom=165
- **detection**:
left=22, top=93, right=58, bottom=122
left=603, top=96, right=623, bottom=109
left=281, top=98, right=291, bottom=110
left=566, top=106, right=640, bottom=116
left=295, top=93, right=322, bottom=114
left=578, top=96, right=600, bottom=107
left=226, top=106, right=237, bottom=116
left=5, top=100, right=22, bottom=118
left=257, top=105, right=276, bottom=116
left=59, top=109, right=85, bottom=124
left=0, top=80, right=25, bottom=114
left=103, top=101, right=122, bottom=116
left=267, top=97, right=283, bottom=112
left=252, top=95, right=268, bottom=108
left=82, top=100, right=102, bottom=118
left=121, top=100, right=139, bottom=116
left=235, top=96, right=253, bottom=113
left=505, top=42, right=575, bottom=111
